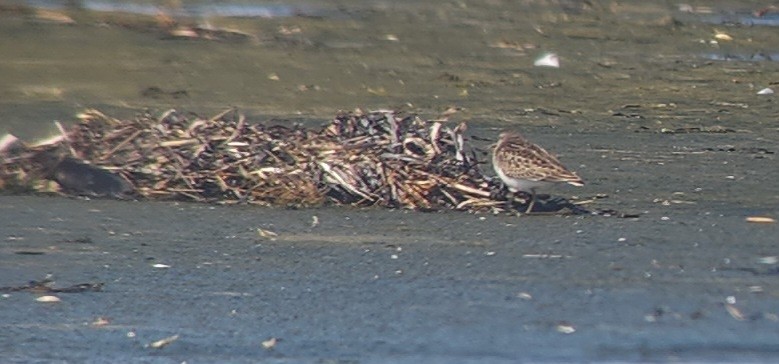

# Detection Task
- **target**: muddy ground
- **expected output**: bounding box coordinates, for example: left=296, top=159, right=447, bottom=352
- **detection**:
left=1, top=0, right=779, bottom=362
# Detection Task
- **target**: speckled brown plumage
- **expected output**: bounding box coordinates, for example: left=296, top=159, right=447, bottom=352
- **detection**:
left=492, top=131, right=583, bottom=212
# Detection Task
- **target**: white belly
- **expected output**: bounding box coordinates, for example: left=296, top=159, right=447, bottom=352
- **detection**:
left=496, top=167, right=549, bottom=192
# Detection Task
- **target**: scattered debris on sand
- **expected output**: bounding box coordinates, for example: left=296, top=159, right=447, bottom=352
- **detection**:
left=0, top=108, right=590, bottom=214
left=0, top=109, right=506, bottom=211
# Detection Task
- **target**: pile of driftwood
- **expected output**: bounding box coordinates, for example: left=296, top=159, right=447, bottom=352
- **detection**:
left=0, top=109, right=506, bottom=211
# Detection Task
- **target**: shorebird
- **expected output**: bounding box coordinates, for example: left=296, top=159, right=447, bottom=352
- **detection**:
left=492, top=131, right=583, bottom=213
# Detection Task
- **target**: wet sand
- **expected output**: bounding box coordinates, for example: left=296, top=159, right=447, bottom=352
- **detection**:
left=2, top=125, right=778, bottom=362
left=2, top=0, right=779, bottom=362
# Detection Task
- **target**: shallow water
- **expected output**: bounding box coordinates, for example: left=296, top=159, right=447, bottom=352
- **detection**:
left=1, top=1, right=779, bottom=362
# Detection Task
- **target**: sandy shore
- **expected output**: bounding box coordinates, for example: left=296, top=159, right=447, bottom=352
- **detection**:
left=2, top=124, right=778, bottom=362
left=2, top=0, right=779, bottom=361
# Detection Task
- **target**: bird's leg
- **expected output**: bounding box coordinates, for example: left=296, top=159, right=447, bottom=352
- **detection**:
left=524, top=189, right=536, bottom=214
left=505, top=191, right=515, bottom=211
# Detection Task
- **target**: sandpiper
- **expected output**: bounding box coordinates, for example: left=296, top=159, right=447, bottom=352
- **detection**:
left=492, top=131, right=583, bottom=213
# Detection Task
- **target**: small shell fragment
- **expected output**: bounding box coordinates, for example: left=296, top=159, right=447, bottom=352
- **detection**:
left=257, top=228, right=278, bottom=240
left=522, top=254, right=566, bottom=259
left=261, top=337, right=278, bottom=350
left=149, top=334, right=179, bottom=349
left=556, top=323, right=576, bottom=334
left=725, top=304, right=746, bottom=321
left=152, top=263, right=171, bottom=268
left=36, top=295, right=61, bottom=303
left=757, top=88, right=774, bottom=95
left=713, top=31, right=733, bottom=41
left=534, top=53, right=560, bottom=68
left=746, top=216, right=775, bottom=223
left=35, top=9, right=76, bottom=24
left=91, top=316, right=110, bottom=327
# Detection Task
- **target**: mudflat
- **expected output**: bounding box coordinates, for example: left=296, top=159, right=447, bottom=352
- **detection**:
left=2, top=123, right=778, bottom=362
left=1, top=0, right=779, bottom=362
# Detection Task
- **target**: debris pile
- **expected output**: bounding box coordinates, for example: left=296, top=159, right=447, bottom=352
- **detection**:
left=1, top=109, right=504, bottom=211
